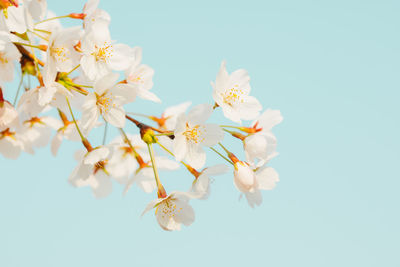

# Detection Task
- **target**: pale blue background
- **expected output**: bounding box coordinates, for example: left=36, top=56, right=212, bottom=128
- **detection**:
left=1, top=0, right=400, bottom=266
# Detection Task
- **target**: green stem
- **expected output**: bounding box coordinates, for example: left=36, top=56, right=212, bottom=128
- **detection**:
left=34, top=28, right=52, bottom=34
left=210, top=147, right=234, bottom=165
left=66, top=96, right=85, bottom=142
left=13, top=74, right=24, bottom=106
left=102, top=121, right=108, bottom=145
left=27, top=29, right=48, bottom=41
left=154, top=132, right=174, bottom=137
left=156, top=140, right=191, bottom=169
left=147, top=143, right=162, bottom=190
left=218, top=142, right=231, bottom=155
left=35, top=15, right=70, bottom=26
left=66, top=64, right=81, bottom=76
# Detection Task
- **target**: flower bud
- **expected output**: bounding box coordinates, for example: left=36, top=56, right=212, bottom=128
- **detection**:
left=233, top=161, right=256, bottom=192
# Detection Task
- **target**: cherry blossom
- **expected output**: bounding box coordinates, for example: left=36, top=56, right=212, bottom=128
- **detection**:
left=173, top=103, right=224, bottom=169
left=142, top=191, right=196, bottom=231
left=212, top=61, right=262, bottom=123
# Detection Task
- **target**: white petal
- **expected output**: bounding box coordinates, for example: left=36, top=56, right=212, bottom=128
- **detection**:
left=256, top=167, right=279, bottom=190
left=83, top=146, right=109, bottom=164
left=201, top=124, right=224, bottom=147
left=173, top=135, right=187, bottom=162
left=103, top=106, right=126, bottom=128
left=187, top=103, right=213, bottom=125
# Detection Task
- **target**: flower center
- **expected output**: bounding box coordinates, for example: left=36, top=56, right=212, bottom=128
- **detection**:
left=94, top=160, right=108, bottom=174
left=96, top=92, right=115, bottom=114
left=93, top=42, right=113, bottom=62
left=156, top=199, right=182, bottom=219
left=50, top=46, right=69, bottom=62
left=221, top=84, right=245, bottom=106
left=183, top=123, right=205, bottom=144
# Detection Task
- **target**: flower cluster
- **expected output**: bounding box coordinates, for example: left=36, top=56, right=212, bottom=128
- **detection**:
left=0, top=0, right=283, bottom=231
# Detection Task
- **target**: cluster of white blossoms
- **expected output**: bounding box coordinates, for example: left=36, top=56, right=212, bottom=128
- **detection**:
left=0, top=0, right=283, bottom=231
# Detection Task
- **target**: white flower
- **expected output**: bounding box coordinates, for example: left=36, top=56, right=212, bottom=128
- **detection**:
left=25, top=0, right=47, bottom=21
left=244, top=109, right=283, bottom=164
left=125, top=47, right=159, bottom=103
left=233, top=161, right=279, bottom=208
left=17, top=87, right=47, bottom=118
left=106, top=134, right=145, bottom=184
left=51, top=120, right=81, bottom=156
left=0, top=5, right=27, bottom=33
left=0, top=128, right=25, bottom=159
left=142, top=191, right=196, bottom=231
left=21, top=116, right=61, bottom=149
left=173, top=103, right=224, bottom=169
left=0, top=32, right=21, bottom=83
left=81, top=73, right=136, bottom=132
left=0, top=100, right=18, bottom=131
left=69, top=146, right=113, bottom=199
left=212, top=61, right=262, bottom=123
left=38, top=58, right=74, bottom=107
left=82, top=0, right=110, bottom=30
left=80, top=24, right=133, bottom=80
left=45, top=26, right=82, bottom=73
left=190, top=164, right=229, bottom=199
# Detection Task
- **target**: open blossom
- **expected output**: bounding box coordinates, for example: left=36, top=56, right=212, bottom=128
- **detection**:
left=0, top=4, right=27, bottom=33
left=142, top=191, right=196, bottom=231
left=125, top=47, right=159, bottom=103
left=212, top=61, right=262, bottom=123
left=173, top=103, right=224, bottom=169
left=244, top=109, right=283, bottom=165
left=80, top=23, right=133, bottom=81
left=69, top=146, right=113, bottom=199
left=190, top=164, right=229, bottom=199
left=45, top=26, right=82, bottom=73
left=82, top=0, right=110, bottom=30
left=81, top=73, right=136, bottom=132
left=233, top=161, right=279, bottom=208
left=0, top=32, right=21, bottom=83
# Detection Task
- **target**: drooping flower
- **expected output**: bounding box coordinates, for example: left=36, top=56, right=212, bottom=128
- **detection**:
left=0, top=32, right=21, bottom=83
left=244, top=109, right=283, bottom=165
left=21, top=116, right=61, bottom=149
left=69, top=146, right=113, bottom=199
left=190, top=164, right=229, bottom=199
left=173, top=103, right=224, bottom=169
left=212, top=61, right=262, bottom=123
left=0, top=128, right=25, bottom=159
left=142, top=191, right=196, bottom=231
left=81, top=73, right=136, bottom=133
left=0, top=99, right=18, bottom=131
left=233, top=160, right=279, bottom=208
left=51, top=118, right=82, bottom=156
